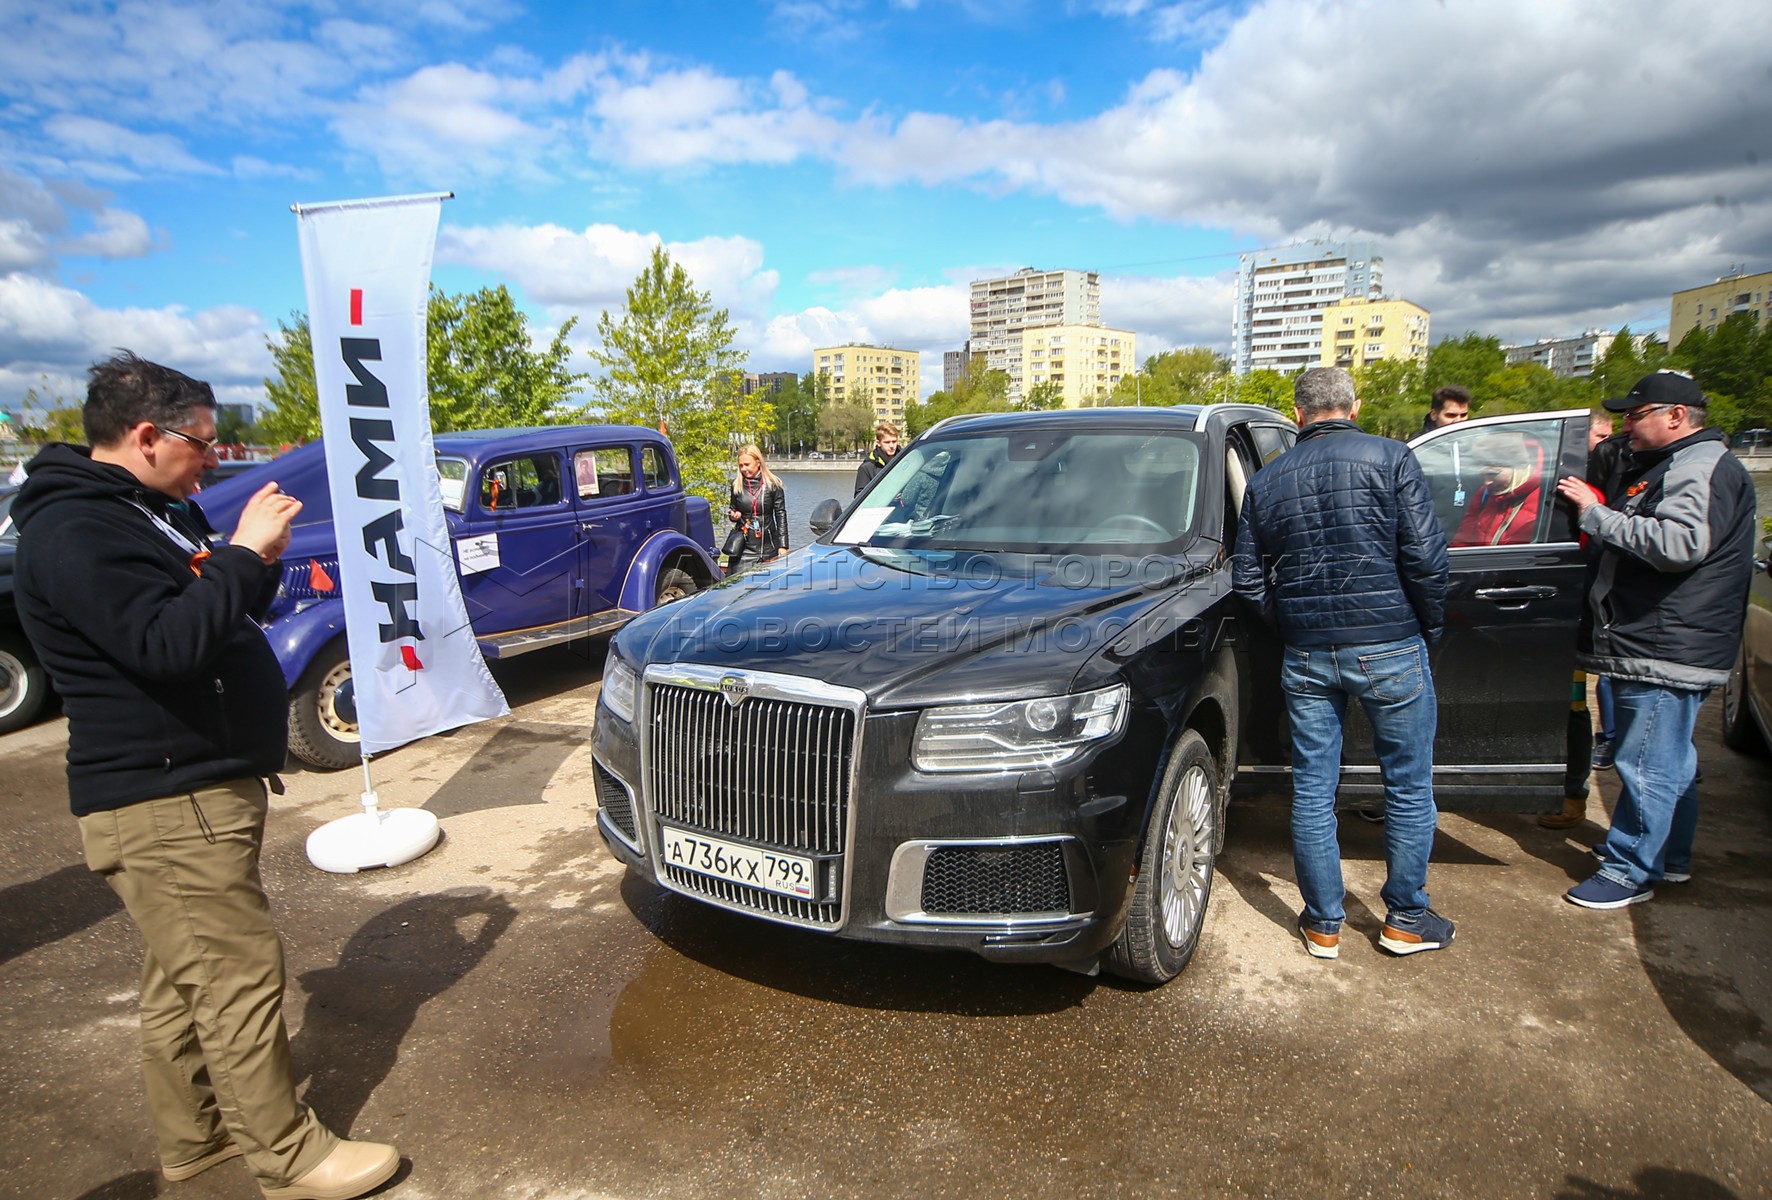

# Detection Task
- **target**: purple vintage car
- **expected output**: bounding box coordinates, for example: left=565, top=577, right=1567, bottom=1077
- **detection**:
left=197, top=424, right=719, bottom=769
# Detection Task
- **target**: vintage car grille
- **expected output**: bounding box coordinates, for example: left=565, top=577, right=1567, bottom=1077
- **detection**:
left=279, top=555, right=342, bottom=601
left=920, top=843, right=1072, bottom=916
left=593, top=762, right=639, bottom=845
left=645, top=679, right=855, bottom=928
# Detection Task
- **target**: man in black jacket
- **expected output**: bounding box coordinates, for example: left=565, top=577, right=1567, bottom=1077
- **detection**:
left=1233, top=367, right=1454, bottom=960
left=854, top=420, right=901, bottom=496
left=1555, top=371, right=1759, bottom=909
left=13, top=353, right=399, bottom=1200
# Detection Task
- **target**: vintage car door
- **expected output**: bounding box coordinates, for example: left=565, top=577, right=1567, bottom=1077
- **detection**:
left=452, top=448, right=579, bottom=636
left=572, top=442, right=682, bottom=612
left=1332, top=410, right=1594, bottom=810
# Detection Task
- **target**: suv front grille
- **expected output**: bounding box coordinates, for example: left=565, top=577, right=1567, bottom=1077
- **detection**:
left=921, top=843, right=1071, bottom=916
left=645, top=679, right=856, bottom=928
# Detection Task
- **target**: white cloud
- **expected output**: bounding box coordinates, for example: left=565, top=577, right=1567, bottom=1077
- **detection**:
left=0, top=273, right=269, bottom=401
left=437, top=222, right=780, bottom=323
left=58, top=207, right=155, bottom=259
left=1101, top=270, right=1236, bottom=359
left=42, top=115, right=223, bottom=179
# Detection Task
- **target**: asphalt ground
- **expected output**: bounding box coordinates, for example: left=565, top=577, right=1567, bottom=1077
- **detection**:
left=1, top=643, right=1768, bottom=1200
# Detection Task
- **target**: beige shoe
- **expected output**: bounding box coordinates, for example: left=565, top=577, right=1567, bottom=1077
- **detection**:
left=1538, top=795, right=1586, bottom=830
left=261, top=1140, right=400, bottom=1200
left=163, top=1140, right=243, bottom=1181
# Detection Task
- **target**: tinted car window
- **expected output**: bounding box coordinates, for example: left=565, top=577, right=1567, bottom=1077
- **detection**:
left=834, top=428, right=1204, bottom=553
left=1248, top=423, right=1294, bottom=465
left=481, top=454, right=565, bottom=512
left=1413, top=417, right=1563, bottom=547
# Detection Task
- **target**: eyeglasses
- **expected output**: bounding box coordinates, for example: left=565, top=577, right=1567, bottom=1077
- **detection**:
left=155, top=425, right=219, bottom=455
left=1620, top=404, right=1674, bottom=424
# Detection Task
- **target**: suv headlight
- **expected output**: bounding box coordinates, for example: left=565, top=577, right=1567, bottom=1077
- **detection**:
left=911, top=683, right=1129, bottom=773
left=601, top=653, right=638, bottom=724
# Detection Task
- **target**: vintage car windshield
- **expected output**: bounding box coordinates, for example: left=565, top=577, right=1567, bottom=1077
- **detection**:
left=832, top=426, right=1206, bottom=554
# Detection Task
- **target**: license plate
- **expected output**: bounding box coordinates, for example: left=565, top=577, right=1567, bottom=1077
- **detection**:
left=658, top=826, right=816, bottom=900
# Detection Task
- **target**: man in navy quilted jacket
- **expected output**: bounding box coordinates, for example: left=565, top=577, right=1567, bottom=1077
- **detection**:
left=1232, top=367, right=1453, bottom=961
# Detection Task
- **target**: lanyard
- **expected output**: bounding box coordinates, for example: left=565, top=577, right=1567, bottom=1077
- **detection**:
left=126, top=499, right=212, bottom=575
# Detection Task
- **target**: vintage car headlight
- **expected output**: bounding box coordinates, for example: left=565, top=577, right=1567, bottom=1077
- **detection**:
left=601, top=653, right=639, bottom=724
left=911, top=683, right=1129, bottom=773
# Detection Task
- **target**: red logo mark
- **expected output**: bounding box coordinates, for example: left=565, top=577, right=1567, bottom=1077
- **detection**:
left=350, top=288, right=363, bottom=326
left=400, top=644, right=424, bottom=671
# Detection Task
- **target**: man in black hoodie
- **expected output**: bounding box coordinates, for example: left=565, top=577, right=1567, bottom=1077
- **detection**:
left=13, top=352, right=399, bottom=1200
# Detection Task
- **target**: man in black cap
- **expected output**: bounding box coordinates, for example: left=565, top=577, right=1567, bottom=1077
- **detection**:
left=1554, top=371, right=1758, bottom=909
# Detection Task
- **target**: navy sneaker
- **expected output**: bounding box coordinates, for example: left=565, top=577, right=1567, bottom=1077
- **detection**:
left=1591, top=739, right=1616, bottom=770
left=1660, top=869, right=1692, bottom=883
left=1565, top=873, right=1655, bottom=909
left=1298, top=915, right=1340, bottom=959
left=1378, top=908, right=1455, bottom=955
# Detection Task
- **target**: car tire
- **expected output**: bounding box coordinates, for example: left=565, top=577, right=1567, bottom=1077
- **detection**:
left=1105, top=728, right=1218, bottom=984
left=656, top=566, right=697, bottom=606
left=0, top=629, right=51, bottom=735
left=1721, top=641, right=1769, bottom=755
left=288, top=639, right=362, bottom=770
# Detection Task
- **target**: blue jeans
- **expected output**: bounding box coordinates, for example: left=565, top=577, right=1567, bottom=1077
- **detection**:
left=1595, top=675, right=1616, bottom=743
left=1597, top=680, right=1704, bottom=886
left=1282, top=635, right=1438, bottom=927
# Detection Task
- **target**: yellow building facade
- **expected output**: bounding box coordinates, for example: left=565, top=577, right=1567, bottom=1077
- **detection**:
left=811, top=344, right=921, bottom=426
left=1020, top=325, right=1136, bottom=407
left=1669, top=270, right=1772, bottom=347
left=1316, top=297, right=1430, bottom=370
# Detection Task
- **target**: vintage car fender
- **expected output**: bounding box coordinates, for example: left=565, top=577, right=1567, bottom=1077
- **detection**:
left=263, top=599, right=349, bottom=689
left=615, top=529, right=721, bottom=611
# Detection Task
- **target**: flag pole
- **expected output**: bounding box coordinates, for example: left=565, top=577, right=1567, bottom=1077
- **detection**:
left=306, top=750, right=442, bottom=873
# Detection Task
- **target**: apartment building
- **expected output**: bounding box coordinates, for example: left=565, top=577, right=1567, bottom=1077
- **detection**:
left=811, top=344, right=920, bottom=425
left=1669, top=268, right=1772, bottom=347
left=1020, top=325, right=1137, bottom=407
left=742, top=371, right=798, bottom=396
left=1318, top=297, right=1430, bottom=371
left=969, top=268, right=1100, bottom=401
left=1233, top=241, right=1384, bottom=375
left=1502, top=330, right=1643, bottom=379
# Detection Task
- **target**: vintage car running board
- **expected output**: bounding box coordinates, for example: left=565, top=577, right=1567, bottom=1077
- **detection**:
left=480, top=610, right=639, bottom=659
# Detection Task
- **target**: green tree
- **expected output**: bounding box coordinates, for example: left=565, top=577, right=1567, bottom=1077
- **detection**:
left=584, top=245, right=771, bottom=501
left=259, top=285, right=585, bottom=445
left=1107, top=347, right=1230, bottom=407
left=1426, top=333, right=1505, bottom=401
left=1353, top=358, right=1426, bottom=438
left=1479, top=363, right=1569, bottom=415
left=819, top=398, right=874, bottom=450
left=1234, top=369, right=1294, bottom=418
left=1020, top=380, right=1064, bottom=410
left=769, top=374, right=821, bottom=455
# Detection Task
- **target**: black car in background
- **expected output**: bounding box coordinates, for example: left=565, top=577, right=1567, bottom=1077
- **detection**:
left=592, top=405, right=1599, bottom=983
left=0, top=485, right=53, bottom=734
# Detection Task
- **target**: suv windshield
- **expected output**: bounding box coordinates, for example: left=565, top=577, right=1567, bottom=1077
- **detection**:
left=832, top=426, right=1205, bottom=553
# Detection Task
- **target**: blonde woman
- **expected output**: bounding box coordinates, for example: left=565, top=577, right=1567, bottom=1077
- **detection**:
left=724, top=444, right=788, bottom=574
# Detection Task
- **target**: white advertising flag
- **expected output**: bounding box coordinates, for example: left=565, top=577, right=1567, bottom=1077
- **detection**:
left=295, top=193, right=508, bottom=757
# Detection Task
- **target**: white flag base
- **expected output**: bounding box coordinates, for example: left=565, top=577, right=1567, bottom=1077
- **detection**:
left=307, top=806, right=441, bottom=874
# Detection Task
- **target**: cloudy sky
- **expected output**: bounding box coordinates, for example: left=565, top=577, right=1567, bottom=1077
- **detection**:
left=2, top=0, right=1768, bottom=412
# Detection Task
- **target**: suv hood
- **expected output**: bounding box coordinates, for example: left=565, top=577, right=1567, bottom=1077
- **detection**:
left=617, top=541, right=1218, bottom=707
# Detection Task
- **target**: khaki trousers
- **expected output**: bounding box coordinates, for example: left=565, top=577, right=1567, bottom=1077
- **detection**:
left=78, top=779, right=336, bottom=1187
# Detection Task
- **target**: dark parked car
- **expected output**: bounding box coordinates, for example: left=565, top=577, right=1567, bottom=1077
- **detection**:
left=1722, top=518, right=1772, bottom=756
left=197, top=424, right=720, bottom=769
left=0, top=484, right=55, bottom=734
left=591, top=405, right=1599, bottom=983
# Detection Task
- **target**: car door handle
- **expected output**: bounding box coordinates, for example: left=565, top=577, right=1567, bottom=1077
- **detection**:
left=1475, top=585, right=1557, bottom=604
left=580, top=521, right=604, bottom=534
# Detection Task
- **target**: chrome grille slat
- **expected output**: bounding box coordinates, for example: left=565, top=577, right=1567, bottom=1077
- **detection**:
left=644, top=676, right=857, bottom=929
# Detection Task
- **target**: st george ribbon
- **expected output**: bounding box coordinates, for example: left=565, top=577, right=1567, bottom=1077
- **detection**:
left=294, top=192, right=509, bottom=872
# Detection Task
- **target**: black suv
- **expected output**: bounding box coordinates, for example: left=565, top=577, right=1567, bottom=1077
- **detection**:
left=592, top=404, right=1595, bottom=983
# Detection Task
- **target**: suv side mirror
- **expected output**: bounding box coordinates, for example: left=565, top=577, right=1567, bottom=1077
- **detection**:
left=809, top=497, right=843, bottom=536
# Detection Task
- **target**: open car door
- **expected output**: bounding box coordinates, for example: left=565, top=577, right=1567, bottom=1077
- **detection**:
left=1331, top=409, right=1594, bottom=812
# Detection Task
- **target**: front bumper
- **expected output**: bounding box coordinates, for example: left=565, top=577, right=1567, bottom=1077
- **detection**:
left=590, top=684, right=1155, bottom=968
